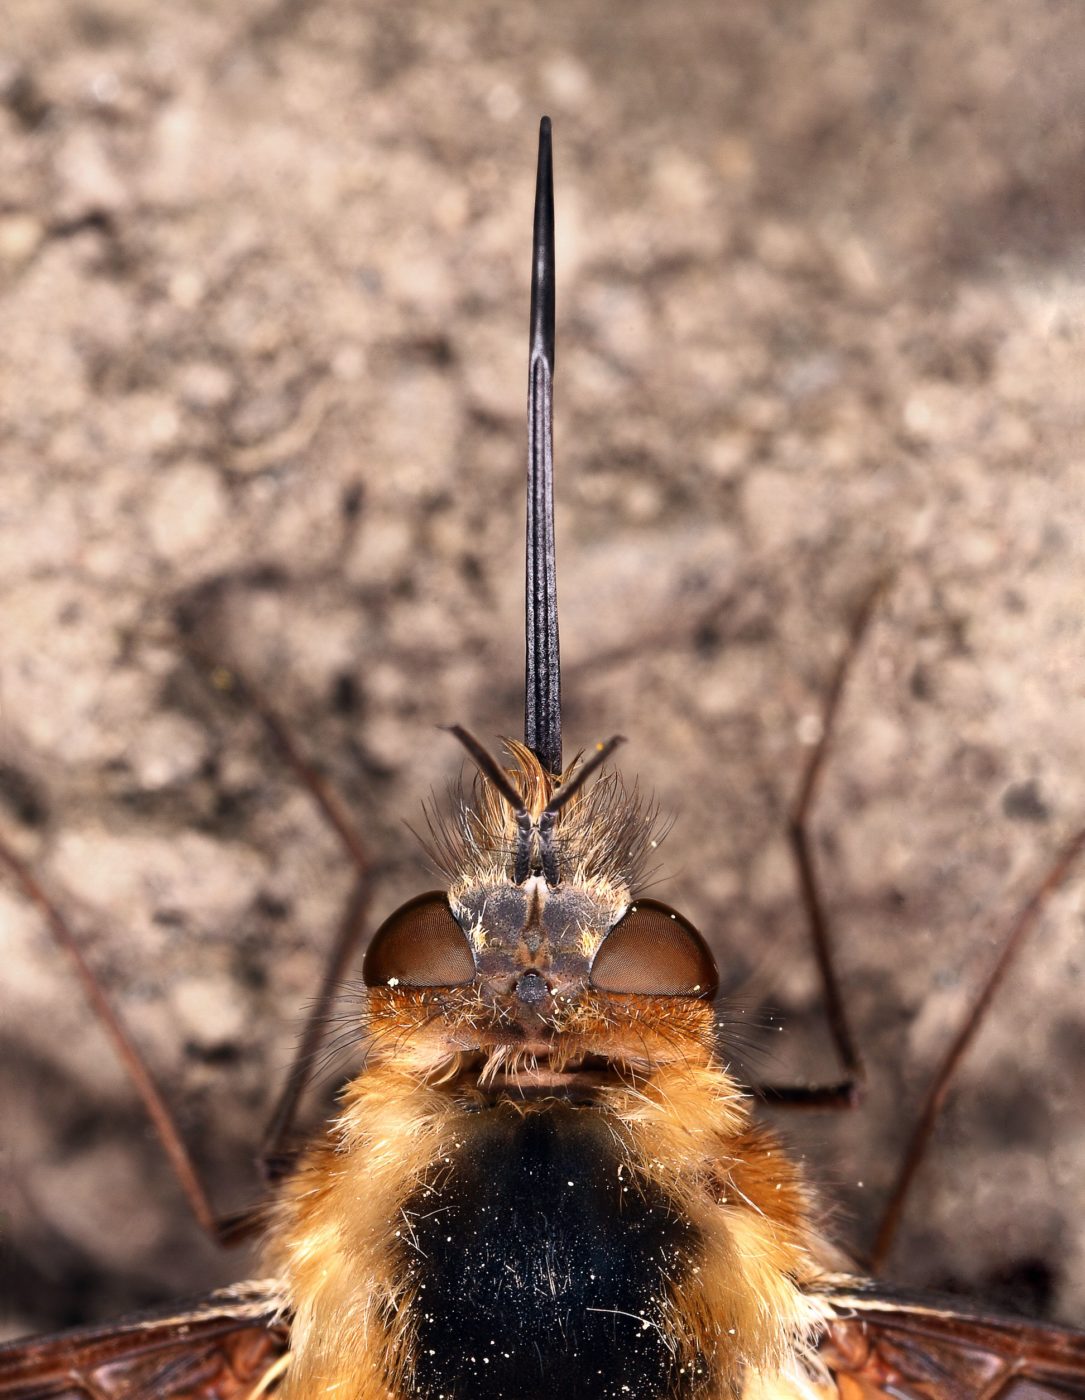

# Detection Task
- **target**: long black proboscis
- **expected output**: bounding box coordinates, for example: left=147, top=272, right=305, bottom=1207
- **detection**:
left=524, top=115, right=562, bottom=777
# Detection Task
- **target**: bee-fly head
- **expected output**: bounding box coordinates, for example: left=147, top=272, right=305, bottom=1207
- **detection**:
left=361, top=119, right=718, bottom=1088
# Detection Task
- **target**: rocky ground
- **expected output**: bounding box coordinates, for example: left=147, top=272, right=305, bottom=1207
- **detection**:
left=2, top=0, right=1085, bottom=1340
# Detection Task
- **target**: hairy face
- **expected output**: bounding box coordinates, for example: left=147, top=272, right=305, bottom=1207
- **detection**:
left=360, top=744, right=719, bottom=1096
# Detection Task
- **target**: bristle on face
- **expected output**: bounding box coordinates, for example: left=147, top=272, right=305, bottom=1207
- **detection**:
left=421, top=739, right=663, bottom=903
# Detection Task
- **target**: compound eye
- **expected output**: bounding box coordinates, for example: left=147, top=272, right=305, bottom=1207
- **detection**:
left=363, top=892, right=475, bottom=989
left=589, top=899, right=718, bottom=999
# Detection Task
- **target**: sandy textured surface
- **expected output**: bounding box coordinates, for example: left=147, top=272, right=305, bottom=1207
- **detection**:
left=2, top=0, right=1085, bottom=1340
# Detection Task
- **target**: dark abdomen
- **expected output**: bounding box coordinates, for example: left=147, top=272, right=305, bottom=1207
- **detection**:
left=401, top=1103, right=706, bottom=1400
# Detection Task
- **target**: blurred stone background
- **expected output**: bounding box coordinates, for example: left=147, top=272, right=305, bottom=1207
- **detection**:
left=2, top=0, right=1085, bottom=1341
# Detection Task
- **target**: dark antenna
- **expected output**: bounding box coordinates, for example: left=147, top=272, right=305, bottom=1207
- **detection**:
left=542, top=735, right=625, bottom=817
left=445, top=122, right=621, bottom=885
left=524, top=115, right=562, bottom=777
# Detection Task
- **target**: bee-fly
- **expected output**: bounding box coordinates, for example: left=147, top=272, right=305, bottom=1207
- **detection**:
left=263, top=117, right=836, bottom=1400
left=4, top=117, right=1085, bottom=1400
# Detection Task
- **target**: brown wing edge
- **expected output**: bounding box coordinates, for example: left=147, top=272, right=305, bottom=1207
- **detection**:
left=814, top=1278, right=1085, bottom=1399
left=0, top=1281, right=289, bottom=1400
left=6, top=1277, right=1085, bottom=1400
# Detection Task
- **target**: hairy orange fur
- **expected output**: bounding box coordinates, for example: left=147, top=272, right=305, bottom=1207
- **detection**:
left=264, top=749, right=839, bottom=1399
left=267, top=1058, right=835, bottom=1397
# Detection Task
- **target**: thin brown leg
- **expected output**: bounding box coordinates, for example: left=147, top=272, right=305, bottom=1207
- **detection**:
left=1, top=653, right=377, bottom=1243
left=185, top=646, right=370, bottom=871
left=258, top=873, right=372, bottom=1181
left=752, top=1081, right=860, bottom=1108
left=0, top=832, right=247, bottom=1246
left=752, top=579, right=888, bottom=1108
left=183, top=647, right=375, bottom=1169
left=869, top=820, right=1085, bottom=1272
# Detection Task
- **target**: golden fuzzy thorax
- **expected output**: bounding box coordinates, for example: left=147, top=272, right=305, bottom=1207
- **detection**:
left=265, top=747, right=835, bottom=1399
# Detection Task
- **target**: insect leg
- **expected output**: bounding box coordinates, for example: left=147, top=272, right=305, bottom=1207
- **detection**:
left=752, top=578, right=889, bottom=1109
left=184, top=645, right=369, bottom=871
left=869, top=819, right=1085, bottom=1271
left=256, top=873, right=370, bottom=1183
left=182, top=646, right=374, bottom=1182
left=0, top=833, right=256, bottom=1245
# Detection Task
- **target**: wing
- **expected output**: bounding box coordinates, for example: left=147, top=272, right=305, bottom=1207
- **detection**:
left=815, top=1280, right=1085, bottom=1399
left=8, top=1276, right=1085, bottom=1400
left=0, top=1282, right=288, bottom=1400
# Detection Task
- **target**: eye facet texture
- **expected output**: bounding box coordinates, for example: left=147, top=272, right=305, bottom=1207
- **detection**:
left=590, top=899, right=718, bottom=999
left=364, top=892, right=476, bottom=988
